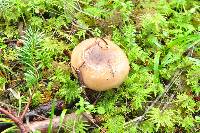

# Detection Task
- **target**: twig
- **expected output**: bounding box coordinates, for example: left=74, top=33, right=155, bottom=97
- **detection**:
left=124, top=70, right=183, bottom=127
left=82, top=112, right=100, bottom=128
left=0, top=95, right=33, bottom=132
left=162, top=94, right=175, bottom=111
left=71, top=20, right=94, bottom=37
left=0, top=107, right=27, bottom=133
left=20, top=96, right=32, bottom=120
left=158, top=70, right=182, bottom=107
left=92, top=92, right=102, bottom=105
left=66, top=1, right=94, bottom=18
left=25, top=112, right=94, bottom=132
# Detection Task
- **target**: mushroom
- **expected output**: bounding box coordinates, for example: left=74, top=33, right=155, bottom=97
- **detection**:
left=71, top=38, right=130, bottom=91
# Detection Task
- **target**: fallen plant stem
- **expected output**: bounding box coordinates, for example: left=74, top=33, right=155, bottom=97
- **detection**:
left=25, top=112, right=94, bottom=132
left=0, top=107, right=27, bottom=133
left=0, top=95, right=33, bottom=133
left=158, top=70, right=183, bottom=107
left=162, top=94, right=175, bottom=111
left=124, top=70, right=183, bottom=127
left=20, top=96, right=32, bottom=120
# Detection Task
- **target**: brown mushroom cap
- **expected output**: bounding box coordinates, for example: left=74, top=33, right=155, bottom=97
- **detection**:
left=71, top=38, right=130, bottom=91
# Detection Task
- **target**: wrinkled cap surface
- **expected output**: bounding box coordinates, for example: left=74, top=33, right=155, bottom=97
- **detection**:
left=71, top=38, right=130, bottom=91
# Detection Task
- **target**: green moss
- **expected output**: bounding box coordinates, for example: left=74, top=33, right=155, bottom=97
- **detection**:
left=0, top=0, right=199, bottom=132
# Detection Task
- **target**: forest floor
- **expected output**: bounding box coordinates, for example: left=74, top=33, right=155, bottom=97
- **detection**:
left=0, top=0, right=200, bottom=133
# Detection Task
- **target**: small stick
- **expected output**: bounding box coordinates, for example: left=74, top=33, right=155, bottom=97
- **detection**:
left=162, top=94, right=175, bottom=111
left=0, top=107, right=27, bottom=133
left=100, top=38, right=109, bottom=47
left=96, top=38, right=109, bottom=49
left=72, top=62, right=86, bottom=88
left=125, top=70, right=183, bottom=127
left=92, top=93, right=102, bottom=105
left=20, top=96, right=32, bottom=120
left=0, top=94, right=33, bottom=132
